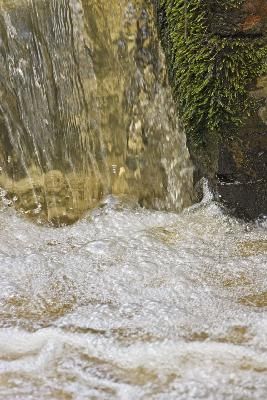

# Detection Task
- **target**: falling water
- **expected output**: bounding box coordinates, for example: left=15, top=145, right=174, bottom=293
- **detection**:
left=0, top=0, right=193, bottom=225
left=0, top=1, right=266, bottom=400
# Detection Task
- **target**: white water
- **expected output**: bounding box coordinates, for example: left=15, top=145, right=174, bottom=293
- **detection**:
left=0, top=1, right=266, bottom=398
left=0, top=191, right=266, bottom=399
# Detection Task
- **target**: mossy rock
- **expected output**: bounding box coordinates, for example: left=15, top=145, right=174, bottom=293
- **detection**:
left=157, top=0, right=267, bottom=145
left=156, top=0, right=267, bottom=219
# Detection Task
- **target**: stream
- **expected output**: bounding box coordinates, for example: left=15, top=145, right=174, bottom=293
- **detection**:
left=0, top=1, right=266, bottom=399
left=0, top=192, right=267, bottom=399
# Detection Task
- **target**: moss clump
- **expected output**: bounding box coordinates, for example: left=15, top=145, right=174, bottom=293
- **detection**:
left=158, top=0, right=267, bottom=144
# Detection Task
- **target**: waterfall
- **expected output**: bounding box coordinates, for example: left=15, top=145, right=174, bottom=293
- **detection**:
left=0, top=0, right=193, bottom=224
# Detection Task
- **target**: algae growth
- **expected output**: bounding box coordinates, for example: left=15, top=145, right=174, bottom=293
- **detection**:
left=158, top=0, right=267, bottom=144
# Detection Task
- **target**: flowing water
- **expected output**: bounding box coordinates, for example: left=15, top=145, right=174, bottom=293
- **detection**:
left=0, top=192, right=267, bottom=400
left=0, top=1, right=267, bottom=399
left=0, top=0, right=192, bottom=224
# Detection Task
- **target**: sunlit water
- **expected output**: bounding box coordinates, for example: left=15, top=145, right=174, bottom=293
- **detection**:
left=0, top=0, right=266, bottom=398
left=0, top=0, right=192, bottom=224
left=0, top=189, right=267, bottom=400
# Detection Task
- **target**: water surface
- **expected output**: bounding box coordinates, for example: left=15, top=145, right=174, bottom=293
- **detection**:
left=0, top=192, right=266, bottom=399
left=0, top=1, right=266, bottom=398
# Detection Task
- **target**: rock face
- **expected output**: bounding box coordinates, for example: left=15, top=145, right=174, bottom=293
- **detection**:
left=156, top=0, right=267, bottom=220
left=210, top=0, right=267, bottom=36
left=214, top=2, right=267, bottom=219
left=216, top=103, right=267, bottom=219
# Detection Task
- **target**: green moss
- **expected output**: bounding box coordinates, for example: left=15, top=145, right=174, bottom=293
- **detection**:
left=158, top=0, right=267, bottom=144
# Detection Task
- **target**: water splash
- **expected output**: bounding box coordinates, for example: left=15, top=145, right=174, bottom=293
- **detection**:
left=0, top=196, right=266, bottom=399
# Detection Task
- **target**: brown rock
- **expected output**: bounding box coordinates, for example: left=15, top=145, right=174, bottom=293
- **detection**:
left=241, top=0, right=267, bottom=33
left=209, top=0, right=267, bottom=36
left=216, top=85, right=267, bottom=220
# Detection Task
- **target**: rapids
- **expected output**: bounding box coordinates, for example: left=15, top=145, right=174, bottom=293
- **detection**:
left=0, top=192, right=267, bottom=399
left=0, top=1, right=266, bottom=399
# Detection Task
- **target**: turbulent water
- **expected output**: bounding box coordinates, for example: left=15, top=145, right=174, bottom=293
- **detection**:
left=0, top=0, right=192, bottom=224
left=0, top=192, right=267, bottom=399
left=0, top=0, right=267, bottom=399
